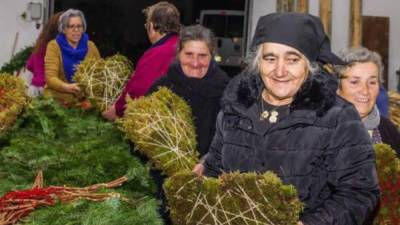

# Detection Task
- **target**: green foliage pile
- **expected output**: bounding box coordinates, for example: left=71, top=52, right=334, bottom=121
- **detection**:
left=119, top=87, right=199, bottom=176
left=164, top=171, right=303, bottom=225
left=0, top=98, right=162, bottom=225
left=74, top=54, right=132, bottom=111
left=0, top=74, right=29, bottom=136
left=0, top=46, right=33, bottom=74
left=373, top=144, right=400, bottom=225
left=24, top=196, right=162, bottom=225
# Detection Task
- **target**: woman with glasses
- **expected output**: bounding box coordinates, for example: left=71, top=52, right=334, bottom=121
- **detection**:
left=45, top=9, right=100, bottom=105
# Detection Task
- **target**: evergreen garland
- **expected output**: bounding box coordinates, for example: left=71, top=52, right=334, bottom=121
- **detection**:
left=0, top=98, right=161, bottom=225
left=24, top=195, right=162, bottom=225
left=0, top=46, right=33, bottom=74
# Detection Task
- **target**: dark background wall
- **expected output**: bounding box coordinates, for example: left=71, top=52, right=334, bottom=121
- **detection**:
left=54, top=0, right=245, bottom=66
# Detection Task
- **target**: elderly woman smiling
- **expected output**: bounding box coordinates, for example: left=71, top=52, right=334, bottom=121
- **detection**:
left=149, top=24, right=230, bottom=171
left=336, top=47, right=400, bottom=155
left=45, top=9, right=100, bottom=105
left=203, top=13, right=380, bottom=225
left=147, top=24, right=230, bottom=224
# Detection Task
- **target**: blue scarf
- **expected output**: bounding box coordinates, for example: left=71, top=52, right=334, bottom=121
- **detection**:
left=56, top=33, right=89, bottom=82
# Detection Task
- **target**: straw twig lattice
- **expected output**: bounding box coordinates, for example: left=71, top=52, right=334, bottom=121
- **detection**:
left=388, top=91, right=400, bottom=127
left=164, top=171, right=303, bottom=225
left=119, top=87, right=198, bottom=176
left=74, top=54, right=132, bottom=111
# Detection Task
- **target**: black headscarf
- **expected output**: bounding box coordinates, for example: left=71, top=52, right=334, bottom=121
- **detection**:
left=251, top=12, right=345, bottom=65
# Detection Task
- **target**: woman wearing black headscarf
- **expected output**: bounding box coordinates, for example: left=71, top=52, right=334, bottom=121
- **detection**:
left=204, top=13, right=379, bottom=225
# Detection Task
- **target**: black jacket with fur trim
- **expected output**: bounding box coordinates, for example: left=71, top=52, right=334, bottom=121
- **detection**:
left=204, top=70, right=380, bottom=225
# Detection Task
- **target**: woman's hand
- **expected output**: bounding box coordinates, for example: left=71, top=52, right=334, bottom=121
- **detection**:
left=80, top=100, right=92, bottom=110
left=297, top=221, right=304, bottom=225
left=102, top=105, right=117, bottom=121
left=192, top=163, right=205, bottom=176
left=63, top=83, right=81, bottom=94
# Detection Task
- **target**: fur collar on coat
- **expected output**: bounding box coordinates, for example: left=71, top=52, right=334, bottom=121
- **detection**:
left=222, top=68, right=338, bottom=117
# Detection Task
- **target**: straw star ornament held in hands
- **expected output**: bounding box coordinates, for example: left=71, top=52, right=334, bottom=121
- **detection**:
left=120, top=87, right=199, bottom=176
left=74, top=54, right=132, bottom=111
left=164, top=171, right=303, bottom=225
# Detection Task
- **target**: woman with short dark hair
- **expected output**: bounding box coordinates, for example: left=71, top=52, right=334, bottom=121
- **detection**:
left=143, top=1, right=181, bottom=35
left=150, top=24, right=229, bottom=163
left=103, top=1, right=181, bottom=120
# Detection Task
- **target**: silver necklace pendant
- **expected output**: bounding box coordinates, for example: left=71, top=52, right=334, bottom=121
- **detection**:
left=269, top=110, right=279, bottom=123
left=260, top=110, right=269, bottom=120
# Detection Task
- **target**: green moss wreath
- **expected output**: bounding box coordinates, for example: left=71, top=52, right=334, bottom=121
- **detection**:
left=74, top=54, right=132, bottom=111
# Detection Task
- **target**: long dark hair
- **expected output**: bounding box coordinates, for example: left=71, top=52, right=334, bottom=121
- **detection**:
left=32, top=11, right=63, bottom=53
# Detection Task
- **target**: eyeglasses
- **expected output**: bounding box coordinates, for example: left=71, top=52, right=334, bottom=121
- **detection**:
left=66, top=24, right=84, bottom=31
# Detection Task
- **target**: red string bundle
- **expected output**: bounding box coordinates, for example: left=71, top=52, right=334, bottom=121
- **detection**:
left=0, top=173, right=127, bottom=225
left=0, top=187, right=64, bottom=225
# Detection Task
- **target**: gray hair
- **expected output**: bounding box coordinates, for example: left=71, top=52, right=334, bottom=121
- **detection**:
left=144, top=1, right=181, bottom=34
left=177, top=25, right=216, bottom=56
left=335, top=47, right=384, bottom=83
left=58, top=9, right=87, bottom=33
left=245, top=44, right=320, bottom=75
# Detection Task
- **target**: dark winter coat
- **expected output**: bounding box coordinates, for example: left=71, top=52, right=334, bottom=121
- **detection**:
left=149, top=61, right=230, bottom=156
left=204, top=70, right=380, bottom=225
left=144, top=61, right=229, bottom=225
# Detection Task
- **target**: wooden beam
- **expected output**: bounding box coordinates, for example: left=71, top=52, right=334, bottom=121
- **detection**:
left=319, top=0, right=332, bottom=37
left=277, top=0, right=296, bottom=12
left=297, top=0, right=309, bottom=13
left=276, top=0, right=284, bottom=12
left=350, top=0, right=362, bottom=47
